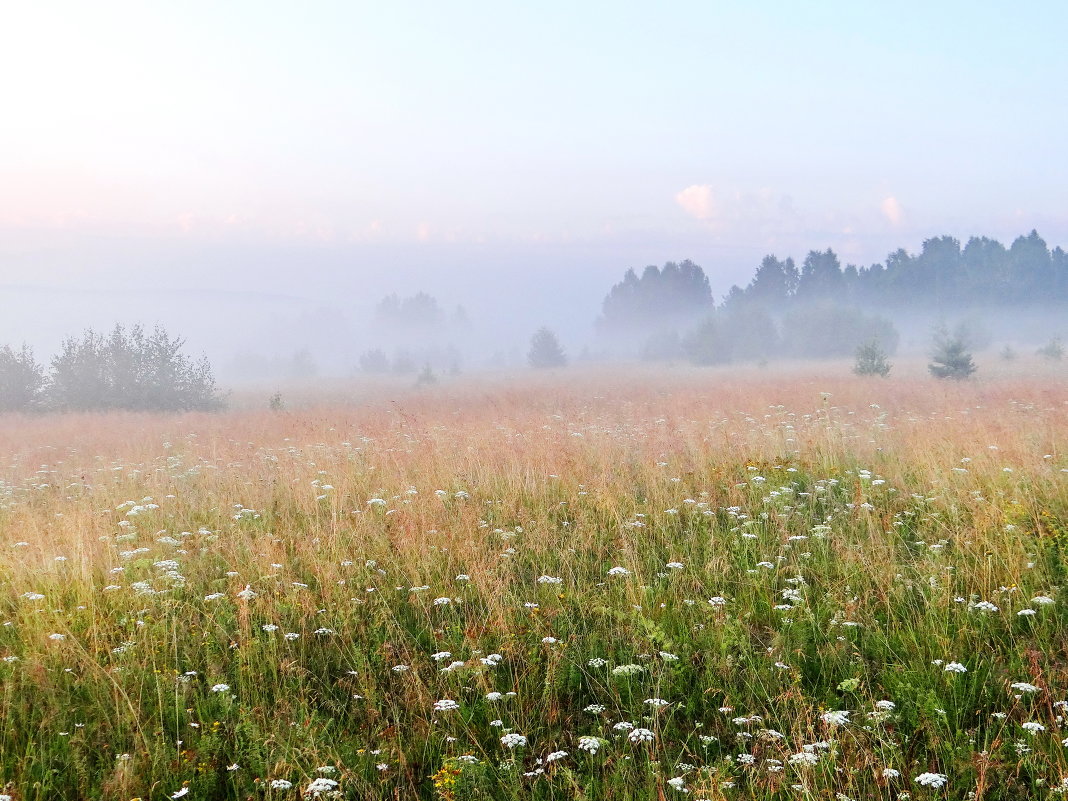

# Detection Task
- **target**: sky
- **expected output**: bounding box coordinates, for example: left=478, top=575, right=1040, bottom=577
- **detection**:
left=1, top=1, right=1066, bottom=364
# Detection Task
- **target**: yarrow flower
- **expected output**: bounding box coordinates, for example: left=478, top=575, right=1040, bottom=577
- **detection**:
left=434, top=699, right=460, bottom=711
left=501, top=733, right=527, bottom=749
left=1010, top=682, right=1041, bottom=694
left=628, top=728, right=655, bottom=743
left=304, top=777, right=340, bottom=797
left=943, top=662, right=967, bottom=673
left=821, top=710, right=851, bottom=727
left=914, top=772, right=948, bottom=788
left=210, top=683, right=230, bottom=693
left=577, top=736, right=602, bottom=753
left=607, top=566, right=631, bottom=577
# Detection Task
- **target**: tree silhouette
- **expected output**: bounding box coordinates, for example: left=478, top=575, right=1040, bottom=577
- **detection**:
left=598, top=261, right=713, bottom=332
left=0, top=344, right=45, bottom=412
left=527, top=328, right=567, bottom=368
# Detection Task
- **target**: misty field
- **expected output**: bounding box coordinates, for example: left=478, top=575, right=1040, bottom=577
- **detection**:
left=1, top=365, right=1066, bottom=800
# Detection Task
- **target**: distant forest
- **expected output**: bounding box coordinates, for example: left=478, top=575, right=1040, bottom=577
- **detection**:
left=598, top=230, right=1066, bottom=363
left=601, top=230, right=1066, bottom=330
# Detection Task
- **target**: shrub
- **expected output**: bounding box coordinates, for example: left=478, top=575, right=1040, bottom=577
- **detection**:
left=50, top=324, right=222, bottom=411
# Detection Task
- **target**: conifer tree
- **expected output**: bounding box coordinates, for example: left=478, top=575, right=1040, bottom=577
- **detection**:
left=928, top=327, right=977, bottom=380
left=853, top=339, right=891, bottom=377
left=527, top=328, right=567, bottom=368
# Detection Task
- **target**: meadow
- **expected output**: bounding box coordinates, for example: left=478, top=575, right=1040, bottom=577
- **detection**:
left=0, top=361, right=1066, bottom=800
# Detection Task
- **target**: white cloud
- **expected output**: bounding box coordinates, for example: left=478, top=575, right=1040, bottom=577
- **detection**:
left=675, top=185, right=719, bottom=221
left=881, top=196, right=903, bottom=225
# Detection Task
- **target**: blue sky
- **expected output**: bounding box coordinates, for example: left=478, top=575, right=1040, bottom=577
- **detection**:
left=1, top=1, right=1065, bottom=353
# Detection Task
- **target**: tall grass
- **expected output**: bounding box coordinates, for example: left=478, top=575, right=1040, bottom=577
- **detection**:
left=0, top=365, right=1065, bottom=799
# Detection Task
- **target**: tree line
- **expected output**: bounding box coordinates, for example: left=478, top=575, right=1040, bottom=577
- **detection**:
left=0, top=325, right=221, bottom=413
left=596, top=229, right=1065, bottom=365
left=600, top=230, right=1066, bottom=331
left=725, top=229, right=1067, bottom=309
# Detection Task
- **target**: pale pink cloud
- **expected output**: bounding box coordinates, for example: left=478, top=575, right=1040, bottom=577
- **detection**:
left=675, top=184, right=719, bottom=221
left=881, top=196, right=903, bottom=225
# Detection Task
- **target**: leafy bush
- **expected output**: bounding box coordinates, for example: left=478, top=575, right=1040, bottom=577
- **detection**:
left=49, top=324, right=222, bottom=411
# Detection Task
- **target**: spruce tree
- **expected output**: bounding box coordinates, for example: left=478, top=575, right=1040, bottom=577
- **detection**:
left=527, top=328, right=567, bottom=368
left=929, top=327, right=977, bottom=379
left=853, top=339, right=891, bottom=377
